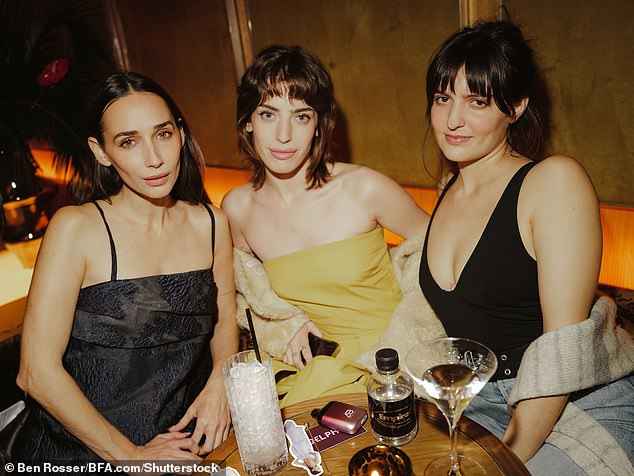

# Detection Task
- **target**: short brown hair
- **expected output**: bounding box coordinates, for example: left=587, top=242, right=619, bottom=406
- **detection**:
left=237, top=45, right=337, bottom=189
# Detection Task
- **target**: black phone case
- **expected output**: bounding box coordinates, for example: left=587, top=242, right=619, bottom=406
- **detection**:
left=308, top=333, right=341, bottom=357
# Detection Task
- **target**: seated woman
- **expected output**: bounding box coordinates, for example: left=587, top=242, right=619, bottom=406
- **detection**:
left=14, top=73, right=238, bottom=468
left=419, top=21, right=633, bottom=474
left=222, top=45, right=440, bottom=408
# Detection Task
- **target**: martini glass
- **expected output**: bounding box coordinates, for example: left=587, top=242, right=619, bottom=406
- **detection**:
left=406, top=338, right=497, bottom=476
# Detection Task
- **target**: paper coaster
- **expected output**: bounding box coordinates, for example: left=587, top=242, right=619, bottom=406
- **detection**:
left=308, top=424, right=367, bottom=452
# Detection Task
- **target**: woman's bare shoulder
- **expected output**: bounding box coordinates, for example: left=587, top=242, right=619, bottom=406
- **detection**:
left=221, top=183, right=254, bottom=218
left=522, top=155, right=599, bottom=220
left=219, top=185, right=255, bottom=248
left=526, top=155, right=596, bottom=197
left=38, top=203, right=105, bottom=263
left=180, top=200, right=225, bottom=223
left=331, top=162, right=398, bottom=191
left=48, top=203, right=103, bottom=236
left=202, top=202, right=230, bottom=230
left=332, top=162, right=380, bottom=178
left=531, top=154, right=587, bottom=175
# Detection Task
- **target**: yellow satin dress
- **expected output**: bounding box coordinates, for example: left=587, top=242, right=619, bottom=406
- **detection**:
left=263, top=226, right=401, bottom=407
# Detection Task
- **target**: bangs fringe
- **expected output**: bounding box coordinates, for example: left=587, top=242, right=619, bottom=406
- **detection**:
left=259, top=70, right=319, bottom=105
left=428, top=43, right=515, bottom=117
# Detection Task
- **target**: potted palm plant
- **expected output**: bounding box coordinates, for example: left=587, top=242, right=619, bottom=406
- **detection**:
left=0, top=0, right=116, bottom=265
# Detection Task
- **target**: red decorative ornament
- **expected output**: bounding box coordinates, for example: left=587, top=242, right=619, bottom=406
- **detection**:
left=37, top=58, right=70, bottom=87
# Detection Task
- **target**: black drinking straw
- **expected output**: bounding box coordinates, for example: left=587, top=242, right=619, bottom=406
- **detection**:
left=245, top=308, right=262, bottom=363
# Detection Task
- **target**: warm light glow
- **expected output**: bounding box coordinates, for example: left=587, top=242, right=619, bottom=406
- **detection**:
left=202, top=166, right=251, bottom=207
left=599, top=206, right=634, bottom=290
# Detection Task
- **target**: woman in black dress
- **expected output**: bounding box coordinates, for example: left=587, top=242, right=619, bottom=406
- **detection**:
left=419, top=21, right=633, bottom=474
left=15, top=73, right=238, bottom=470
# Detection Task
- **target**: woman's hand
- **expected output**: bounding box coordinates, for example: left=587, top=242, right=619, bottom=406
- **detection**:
left=169, top=378, right=231, bottom=454
left=283, top=321, right=323, bottom=369
left=127, top=431, right=201, bottom=475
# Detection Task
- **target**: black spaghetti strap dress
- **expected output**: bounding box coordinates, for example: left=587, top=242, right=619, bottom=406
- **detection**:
left=15, top=202, right=218, bottom=466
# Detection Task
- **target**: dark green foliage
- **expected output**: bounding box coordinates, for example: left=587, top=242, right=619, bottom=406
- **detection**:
left=0, top=0, right=117, bottom=214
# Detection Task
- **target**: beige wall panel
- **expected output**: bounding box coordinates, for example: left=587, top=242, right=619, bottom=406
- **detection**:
left=248, top=0, right=459, bottom=187
left=114, top=0, right=241, bottom=167
left=505, top=0, right=634, bottom=205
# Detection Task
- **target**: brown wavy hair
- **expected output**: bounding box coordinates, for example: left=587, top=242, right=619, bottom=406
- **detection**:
left=237, top=45, right=337, bottom=189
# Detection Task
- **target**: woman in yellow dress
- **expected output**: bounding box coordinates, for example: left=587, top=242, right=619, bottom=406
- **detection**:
left=222, top=45, right=432, bottom=407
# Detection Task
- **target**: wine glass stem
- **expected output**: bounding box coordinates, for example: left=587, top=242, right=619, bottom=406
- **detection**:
left=444, top=392, right=462, bottom=476
left=448, top=420, right=460, bottom=475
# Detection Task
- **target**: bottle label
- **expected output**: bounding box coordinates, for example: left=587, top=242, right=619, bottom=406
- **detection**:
left=368, top=393, right=417, bottom=437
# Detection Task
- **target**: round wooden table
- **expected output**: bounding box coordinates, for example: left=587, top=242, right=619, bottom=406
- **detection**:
left=198, top=393, right=528, bottom=475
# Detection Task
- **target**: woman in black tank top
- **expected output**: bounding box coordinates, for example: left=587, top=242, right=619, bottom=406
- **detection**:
left=419, top=21, right=633, bottom=474
left=13, top=73, right=238, bottom=470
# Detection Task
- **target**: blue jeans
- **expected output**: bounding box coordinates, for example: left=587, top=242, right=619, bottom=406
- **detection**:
left=463, top=375, right=634, bottom=475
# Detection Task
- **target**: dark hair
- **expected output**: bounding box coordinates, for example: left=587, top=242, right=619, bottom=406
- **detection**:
left=426, top=21, right=546, bottom=161
left=77, top=72, right=209, bottom=204
left=237, top=45, right=337, bottom=189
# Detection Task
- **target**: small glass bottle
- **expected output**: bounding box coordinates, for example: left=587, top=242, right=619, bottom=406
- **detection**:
left=367, top=348, right=418, bottom=446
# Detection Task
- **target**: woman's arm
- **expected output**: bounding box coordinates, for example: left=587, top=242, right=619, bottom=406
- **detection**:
left=222, top=187, right=320, bottom=369
left=171, top=207, right=239, bottom=453
left=358, top=167, right=430, bottom=239
left=17, top=207, right=200, bottom=465
left=221, top=186, right=251, bottom=251
left=502, top=156, right=602, bottom=462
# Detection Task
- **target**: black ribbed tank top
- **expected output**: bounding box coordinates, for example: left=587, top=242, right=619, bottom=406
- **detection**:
left=419, top=162, right=542, bottom=380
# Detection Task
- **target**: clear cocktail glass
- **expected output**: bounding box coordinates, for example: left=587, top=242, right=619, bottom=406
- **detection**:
left=222, top=350, right=288, bottom=475
left=405, top=338, right=497, bottom=476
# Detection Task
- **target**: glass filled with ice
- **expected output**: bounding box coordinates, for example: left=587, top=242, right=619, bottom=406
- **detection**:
left=222, top=350, right=288, bottom=475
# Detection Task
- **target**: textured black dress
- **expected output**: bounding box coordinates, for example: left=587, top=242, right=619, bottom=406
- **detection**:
left=15, top=202, right=218, bottom=465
